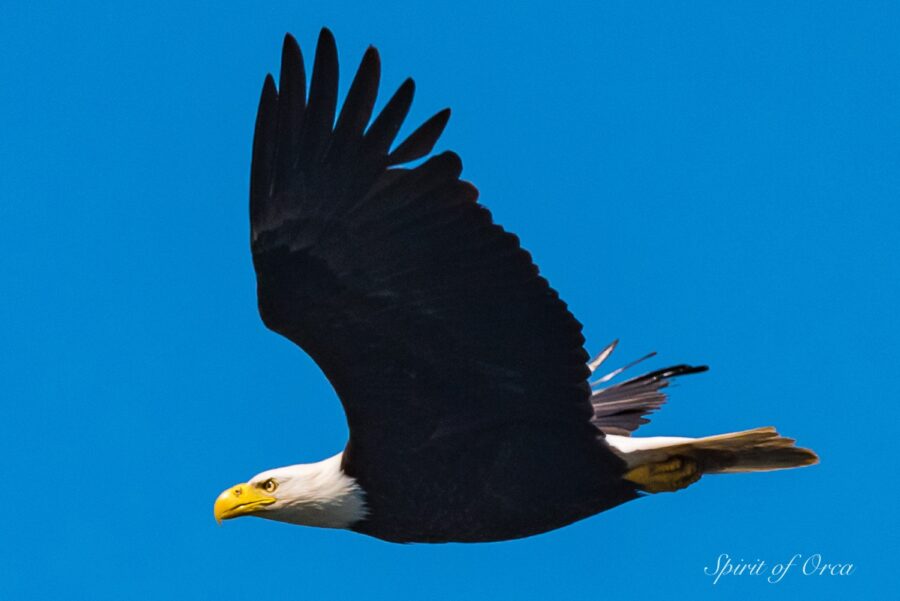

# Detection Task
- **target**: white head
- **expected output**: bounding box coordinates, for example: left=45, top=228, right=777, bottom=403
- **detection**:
left=213, top=453, right=367, bottom=529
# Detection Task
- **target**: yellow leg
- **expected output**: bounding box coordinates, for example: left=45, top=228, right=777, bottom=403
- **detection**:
left=624, top=456, right=701, bottom=493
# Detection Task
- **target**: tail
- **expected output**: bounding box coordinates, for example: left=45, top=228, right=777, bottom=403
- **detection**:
left=585, top=342, right=818, bottom=489
left=606, top=427, right=818, bottom=492
left=607, top=427, right=819, bottom=474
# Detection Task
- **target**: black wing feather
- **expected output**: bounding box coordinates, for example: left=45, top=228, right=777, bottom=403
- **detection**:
left=388, top=108, right=451, bottom=165
left=332, top=47, right=380, bottom=147
left=274, top=36, right=305, bottom=184
left=297, top=29, right=338, bottom=164
left=363, top=78, right=414, bottom=156
left=591, top=364, right=709, bottom=435
left=249, top=75, right=278, bottom=228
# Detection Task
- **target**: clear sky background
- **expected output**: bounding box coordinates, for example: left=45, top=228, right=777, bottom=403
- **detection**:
left=1, top=1, right=897, bottom=599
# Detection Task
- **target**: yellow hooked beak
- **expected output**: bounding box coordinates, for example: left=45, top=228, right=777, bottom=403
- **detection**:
left=214, top=483, right=276, bottom=523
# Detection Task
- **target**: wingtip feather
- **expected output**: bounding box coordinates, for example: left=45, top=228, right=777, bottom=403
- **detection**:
left=388, top=107, right=452, bottom=165
left=364, top=77, right=416, bottom=155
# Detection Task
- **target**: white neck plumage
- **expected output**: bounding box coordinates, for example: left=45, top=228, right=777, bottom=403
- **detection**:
left=251, top=452, right=368, bottom=529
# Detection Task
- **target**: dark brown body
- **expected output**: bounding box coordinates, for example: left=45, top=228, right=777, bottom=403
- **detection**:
left=344, top=422, right=639, bottom=542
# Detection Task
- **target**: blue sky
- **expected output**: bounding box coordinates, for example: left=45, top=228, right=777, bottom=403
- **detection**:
left=1, top=1, right=897, bottom=599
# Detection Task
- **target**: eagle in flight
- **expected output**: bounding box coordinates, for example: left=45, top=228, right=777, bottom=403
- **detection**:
left=214, top=29, right=817, bottom=543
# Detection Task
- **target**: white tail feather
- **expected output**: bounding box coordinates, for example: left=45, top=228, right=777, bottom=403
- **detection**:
left=606, top=427, right=819, bottom=475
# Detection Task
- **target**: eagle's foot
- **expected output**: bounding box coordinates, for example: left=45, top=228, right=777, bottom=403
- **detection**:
left=624, top=456, right=701, bottom=493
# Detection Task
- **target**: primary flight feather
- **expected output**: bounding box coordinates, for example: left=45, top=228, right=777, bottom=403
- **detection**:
left=213, top=29, right=818, bottom=543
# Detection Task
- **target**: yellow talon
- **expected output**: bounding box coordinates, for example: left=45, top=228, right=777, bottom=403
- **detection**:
left=624, top=457, right=701, bottom=493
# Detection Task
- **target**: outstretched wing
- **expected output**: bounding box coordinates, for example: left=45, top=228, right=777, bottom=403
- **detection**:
left=250, top=30, right=594, bottom=454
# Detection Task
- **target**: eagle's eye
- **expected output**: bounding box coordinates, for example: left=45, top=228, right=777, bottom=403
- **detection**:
left=262, top=478, right=278, bottom=493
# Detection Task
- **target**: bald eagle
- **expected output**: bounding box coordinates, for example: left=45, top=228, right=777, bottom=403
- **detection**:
left=214, top=29, right=818, bottom=543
